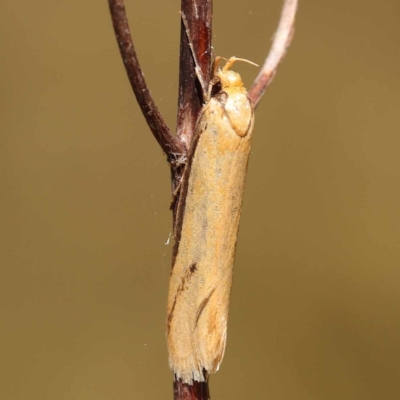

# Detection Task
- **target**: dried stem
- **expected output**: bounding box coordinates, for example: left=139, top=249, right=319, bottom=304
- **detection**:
left=249, top=0, right=298, bottom=107
left=108, top=0, right=184, bottom=156
left=176, top=0, right=213, bottom=149
left=174, top=375, right=210, bottom=400
left=173, top=5, right=212, bottom=398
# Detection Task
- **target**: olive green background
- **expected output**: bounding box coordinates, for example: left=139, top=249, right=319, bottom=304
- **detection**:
left=1, top=1, right=399, bottom=399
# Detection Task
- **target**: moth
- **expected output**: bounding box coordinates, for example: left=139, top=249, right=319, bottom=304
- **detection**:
left=167, top=53, right=256, bottom=384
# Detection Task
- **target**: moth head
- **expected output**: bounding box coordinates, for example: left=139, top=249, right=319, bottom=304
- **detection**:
left=217, top=70, right=243, bottom=89
left=213, top=56, right=258, bottom=90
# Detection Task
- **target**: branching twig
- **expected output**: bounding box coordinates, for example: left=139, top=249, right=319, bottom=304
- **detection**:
left=249, top=0, right=298, bottom=107
left=108, top=0, right=184, bottom=156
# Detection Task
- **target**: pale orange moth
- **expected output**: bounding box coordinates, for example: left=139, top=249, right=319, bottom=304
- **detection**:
left=167, top=53, right=256, bottom=384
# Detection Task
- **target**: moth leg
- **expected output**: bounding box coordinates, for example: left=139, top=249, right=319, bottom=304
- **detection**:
left=207, top=75, right=220, bottom=101
left=170, top=177, right=184, bottom=210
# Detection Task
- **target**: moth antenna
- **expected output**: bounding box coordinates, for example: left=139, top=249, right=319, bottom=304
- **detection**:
left=222, top=56, right=259, bottom=72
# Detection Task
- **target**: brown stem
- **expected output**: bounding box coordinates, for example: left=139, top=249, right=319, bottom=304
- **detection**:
left=174, top=376, right=210, bottom=400
left=249, top=0, right=298, bottom=107
left=108, top=0, right=184, bottom=156
left=176, top=0, right=213, bottom=150
left=172, top=3, right=213, bottom=399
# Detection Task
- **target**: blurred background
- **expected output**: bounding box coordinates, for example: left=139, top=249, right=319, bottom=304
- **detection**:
left=1, top=1, right=400, bottom=399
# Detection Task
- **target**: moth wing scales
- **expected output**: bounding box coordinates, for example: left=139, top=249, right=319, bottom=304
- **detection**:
left=167, top=60, right=255, bottom=384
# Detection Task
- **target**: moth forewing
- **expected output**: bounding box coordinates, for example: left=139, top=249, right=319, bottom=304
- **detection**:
left=167, top=58, right=255, bottom=384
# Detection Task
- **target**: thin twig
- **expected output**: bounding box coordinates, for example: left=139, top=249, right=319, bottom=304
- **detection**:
left=108, top=0, right=184, bottom=156
left=174, top=376, right=210, bottom=400
left=249, top=0, right=298, bottom=107
left=172, top=5, right=212, bottom=398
